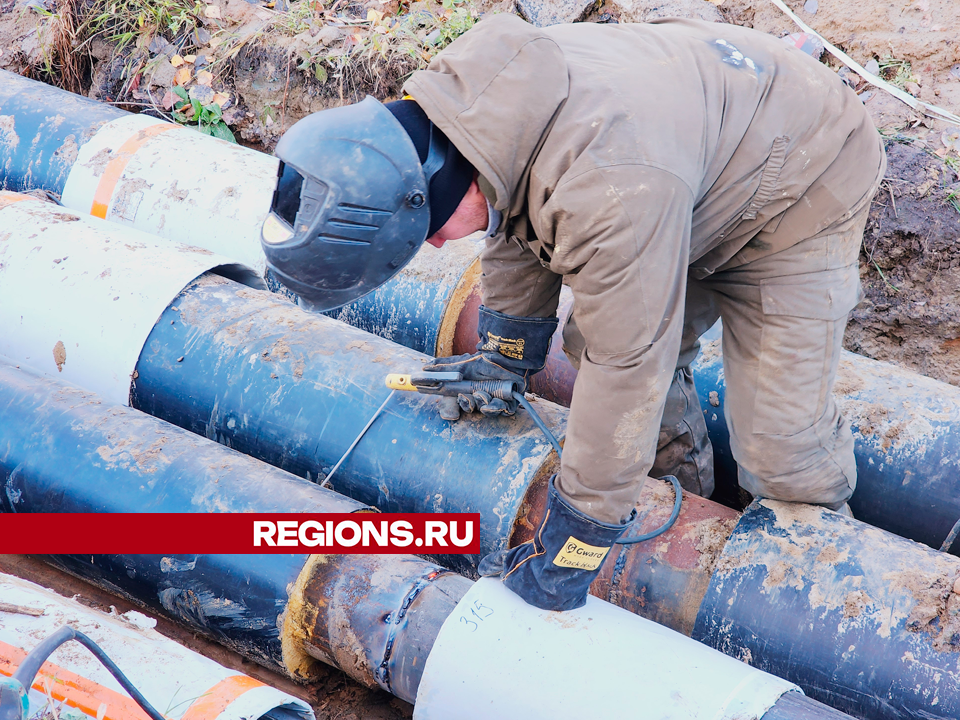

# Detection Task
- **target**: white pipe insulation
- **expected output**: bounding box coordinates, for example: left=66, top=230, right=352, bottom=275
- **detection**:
left=0, top=573, right=314, bottom=720
left=59, top=115, right=277, bottom=276
left=414, top=578, right=798, bottom=719
left=0, top=191, right=262, bottom=405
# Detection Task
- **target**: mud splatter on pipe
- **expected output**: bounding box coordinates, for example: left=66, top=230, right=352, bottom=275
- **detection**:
left=0, top=363, right=826, bottom=720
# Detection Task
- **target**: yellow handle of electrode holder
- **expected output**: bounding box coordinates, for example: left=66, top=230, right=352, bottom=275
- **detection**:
left=385, top=374, right=418, bottom=391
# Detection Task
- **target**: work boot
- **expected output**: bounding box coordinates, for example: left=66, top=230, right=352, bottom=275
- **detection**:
left=478, top=476, right=635, bottom=611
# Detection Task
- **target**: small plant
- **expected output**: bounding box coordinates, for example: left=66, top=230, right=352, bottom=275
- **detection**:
left=878, top=55, right=917, bottom=90
left=170, top=86, right=237, bottom=142
left=947, top=187, right=960, bottom=216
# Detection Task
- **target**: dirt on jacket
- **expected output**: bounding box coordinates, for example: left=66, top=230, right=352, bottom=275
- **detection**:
left=405, top=14, right=884, bottom=523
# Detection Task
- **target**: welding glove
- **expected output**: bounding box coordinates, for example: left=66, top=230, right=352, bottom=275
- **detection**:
left=422, top=306, right=558, bottom=420
left=478, top=476, right=635, bottom=612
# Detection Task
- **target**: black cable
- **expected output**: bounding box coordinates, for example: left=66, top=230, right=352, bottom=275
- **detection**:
left=13, top=627, right=167, bottom=720
left=511, top=390, right=683, bottom=544
left=941, top=517, right=960, bottom=553
left=614, top=475, right=683, bottom=545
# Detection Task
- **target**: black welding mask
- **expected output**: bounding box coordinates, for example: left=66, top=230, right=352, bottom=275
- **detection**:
left=261, top=96, right=447, bottom=312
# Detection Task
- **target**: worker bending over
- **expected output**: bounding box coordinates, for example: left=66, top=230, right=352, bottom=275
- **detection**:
left=260, top=14, right=885, bottom=611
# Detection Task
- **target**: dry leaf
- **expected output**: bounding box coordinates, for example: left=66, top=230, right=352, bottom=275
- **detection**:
left=205, top=4, right=221, bottom=18
left=170, top=54, right=184, bottom=67
left=212, top=92, right=230, bottom=105
left=197, top=70, right=214, bottom=86
left=161, top=90, right=179, bottom=109
left=366, top=8, right=384, bottom=23
left=184, top=54, right=197, bottom=63
left=174, top=67, right=192, bottom=86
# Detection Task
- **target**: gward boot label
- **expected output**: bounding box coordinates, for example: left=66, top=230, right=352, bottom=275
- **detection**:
left=553, top=536, right=610, bottom=570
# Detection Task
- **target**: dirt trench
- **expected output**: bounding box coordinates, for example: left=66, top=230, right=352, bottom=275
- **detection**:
left=846, top=140, right=960, bottom=385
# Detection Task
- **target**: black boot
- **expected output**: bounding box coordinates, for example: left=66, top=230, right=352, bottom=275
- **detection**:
left=478, top=476, right=635, bottom=611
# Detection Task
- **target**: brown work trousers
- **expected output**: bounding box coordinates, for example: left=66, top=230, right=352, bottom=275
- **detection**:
left=564, top=190, right=876, bottom=509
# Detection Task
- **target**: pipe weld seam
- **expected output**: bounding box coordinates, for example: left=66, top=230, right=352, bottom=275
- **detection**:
left=376, top=568, right=451, bottom=693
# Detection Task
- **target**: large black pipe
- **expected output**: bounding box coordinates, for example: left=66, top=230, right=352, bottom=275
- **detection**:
left=0, top=359, right=467, bottom=700
left=130, top=274, right=562, bottom=576
left=0, top=361, right=837, bottom=719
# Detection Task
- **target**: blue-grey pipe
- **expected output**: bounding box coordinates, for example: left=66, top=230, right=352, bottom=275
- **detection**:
left=0, top=72, right=126, bottom=194
left=129, top=274, right=563, bottom=576
left=0, top=358, right=470, bottom=702
left=693, top=498, right=960, bottom=720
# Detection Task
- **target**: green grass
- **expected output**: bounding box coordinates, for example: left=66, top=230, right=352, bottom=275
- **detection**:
left=77, top=0, right=206, bottom=54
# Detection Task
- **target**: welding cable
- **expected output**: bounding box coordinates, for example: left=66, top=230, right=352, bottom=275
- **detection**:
left=13, top=626, right=167, bottom=720
left=322, top=389, right=397, bottom=488
left=940, top=517, right=960, bottom=553
left=510, top=391, right=682, bottom=545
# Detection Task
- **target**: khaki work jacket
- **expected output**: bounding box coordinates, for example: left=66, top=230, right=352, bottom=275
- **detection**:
left=405, top=14, right=884, bottom=522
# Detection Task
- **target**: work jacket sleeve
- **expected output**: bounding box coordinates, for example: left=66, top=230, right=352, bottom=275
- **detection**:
left=543, top=164, right=694, bottom=524
left=480, top=227, right=563, bottom=319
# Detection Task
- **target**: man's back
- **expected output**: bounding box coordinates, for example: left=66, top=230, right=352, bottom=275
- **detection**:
left=408, top=15, right=882, bottom=272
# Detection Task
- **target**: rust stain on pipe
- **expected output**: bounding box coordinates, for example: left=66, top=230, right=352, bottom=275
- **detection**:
left=450, top=280, right=576, bottom=407
left=511, top=466, right=739, bottom=636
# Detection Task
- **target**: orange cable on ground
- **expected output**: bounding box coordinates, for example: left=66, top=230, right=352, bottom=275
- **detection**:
left=178, top=674, right=262, bottom=720
left=1, top=640, right=262, bottom=720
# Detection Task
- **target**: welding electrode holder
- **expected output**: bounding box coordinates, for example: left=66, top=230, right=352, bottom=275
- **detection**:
left=384, top=372, right=681, bottom=547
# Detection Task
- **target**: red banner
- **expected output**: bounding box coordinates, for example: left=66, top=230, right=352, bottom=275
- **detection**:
left=0, top=513, right=481, bottom=554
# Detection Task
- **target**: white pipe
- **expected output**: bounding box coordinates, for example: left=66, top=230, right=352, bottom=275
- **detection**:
left=414, top=578, right=798, bottom=719
left=0, top=573, right=314, bottom=720
left=59, top=115, right=278, bottom=275
left=0, top=192, right=262, bottom=405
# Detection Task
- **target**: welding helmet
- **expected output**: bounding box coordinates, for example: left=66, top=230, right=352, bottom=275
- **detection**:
left=261, top=96, right=450, bottom=312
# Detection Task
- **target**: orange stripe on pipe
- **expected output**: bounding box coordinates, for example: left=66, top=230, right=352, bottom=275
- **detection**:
left=0, top=639, right=155, bottom=720
left=0, top=191, right=29, bottom=209
left=90, top=124, right=176, bottom=219
left=179, top=675, right=262, bottom=720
